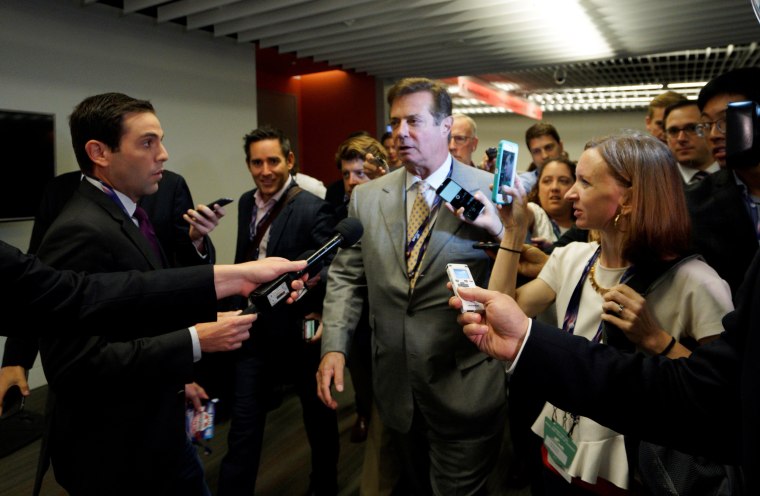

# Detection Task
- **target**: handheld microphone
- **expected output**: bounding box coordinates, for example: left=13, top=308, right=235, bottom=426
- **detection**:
left=241, top=217, right=363, bottom=315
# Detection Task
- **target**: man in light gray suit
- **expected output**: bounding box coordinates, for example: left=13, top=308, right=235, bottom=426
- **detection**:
left=317, top=78, right=507, bottom=495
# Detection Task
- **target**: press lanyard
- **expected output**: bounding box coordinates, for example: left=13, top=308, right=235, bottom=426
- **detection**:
left=561, top=246, right=635, bottom=343
left=549, top=218, right=562, bottom=240
left=90, top=177, right=132, bottom=218
left=405, top=162, right=452, bottom=279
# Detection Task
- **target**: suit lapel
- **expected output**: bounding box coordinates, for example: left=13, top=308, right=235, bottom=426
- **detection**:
left=79, top=181, right=165, bottom=270
left=267, top=200, right=292, bottom=255
left=378, top=172, right=409, bottom=277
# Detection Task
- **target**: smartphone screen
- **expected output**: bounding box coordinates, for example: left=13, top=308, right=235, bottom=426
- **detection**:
left=492, top=140, right=519, bottom=205
left=436, top=178, right=484, bottom=221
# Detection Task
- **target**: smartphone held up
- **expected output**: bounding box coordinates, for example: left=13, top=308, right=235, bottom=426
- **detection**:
left=436, top=177, right=484, bottom=222
left=492, top=140, right=519, bottom=205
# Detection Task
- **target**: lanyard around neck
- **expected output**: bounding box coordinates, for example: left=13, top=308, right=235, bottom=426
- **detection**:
left=561, top=246, right=635, bottom=343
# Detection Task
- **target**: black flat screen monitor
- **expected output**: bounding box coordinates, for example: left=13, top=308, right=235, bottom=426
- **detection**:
left=0, top=110, right=55, bottom=221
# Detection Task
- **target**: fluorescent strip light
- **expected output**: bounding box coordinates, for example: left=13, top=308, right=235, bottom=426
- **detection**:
left=667, top=82, right=708, bottom=89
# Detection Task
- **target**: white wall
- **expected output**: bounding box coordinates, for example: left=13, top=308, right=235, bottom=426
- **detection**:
left=473, top=111, right=647, bottom=170
left=0, top=0, right=257, bottom=388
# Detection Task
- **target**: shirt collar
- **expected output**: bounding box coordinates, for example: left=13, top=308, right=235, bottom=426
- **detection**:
left=678, top=162, right=720, bottom=183
left=84, top=176, right=139, bottom=216
left=405, top=153, right=452, bottom=192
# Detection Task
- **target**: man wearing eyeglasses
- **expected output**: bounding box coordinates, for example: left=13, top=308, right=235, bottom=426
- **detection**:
left=663, top=100, right=718, bottom=184
left=685, top=67, right=760, bottom=296
left=448, top=113, right=479, bottom=166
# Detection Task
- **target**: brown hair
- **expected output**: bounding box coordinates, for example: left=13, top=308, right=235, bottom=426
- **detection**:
left=334, top=135, right=388, bottom=170
left=646, top=91, right=686, bottom=119
left=525, top=122, right=561, bottom=149
left=386, top=77, right=451, bottom=124
left=526, top=157, right=576, bottom=205
left=585, top=132, right=691, bottom=264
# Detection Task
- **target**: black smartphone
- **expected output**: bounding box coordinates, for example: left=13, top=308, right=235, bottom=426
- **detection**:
left=369, top=155, right=388, bottom=171
left=472, top=241, right=500, bottom=250
left=436, top=177, right=484, bottom=221
left=206, top=198, right=233, bottom=210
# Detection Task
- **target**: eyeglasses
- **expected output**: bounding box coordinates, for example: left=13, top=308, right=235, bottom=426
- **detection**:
left=665, top=124, right=700, bottom=139
left=695, top=119, right=727, bottom=137
left=449, top=135, right=472, bottom=145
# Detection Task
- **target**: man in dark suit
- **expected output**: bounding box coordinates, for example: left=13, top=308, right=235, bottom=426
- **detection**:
left=3, top=167, right=225, bottom=422
left=218, top=126, right=339, bottom=496
left=32, top=92, right=253, bottom=496
left=685, top=67, right=760, bottom=296
left=318, top=78, right=507, bottom=494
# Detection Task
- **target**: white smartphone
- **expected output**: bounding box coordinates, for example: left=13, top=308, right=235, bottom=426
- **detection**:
left=492, top=139, right=519, bottom=205
left=446, top=263, right=484, bottom=313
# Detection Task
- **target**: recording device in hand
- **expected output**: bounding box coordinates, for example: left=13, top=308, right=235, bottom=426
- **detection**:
left=436, top=177, right=484, bottom=221
left=492, top=140, right=518, bottom=205
left=241, top=217, right=363, bottom=315
left=485, top=147, right=497, bottom=161
left=446, top=263, right=484, bottom=313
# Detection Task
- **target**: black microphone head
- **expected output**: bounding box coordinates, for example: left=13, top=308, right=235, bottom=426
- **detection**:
left=335, top=217, right=363, bottom=247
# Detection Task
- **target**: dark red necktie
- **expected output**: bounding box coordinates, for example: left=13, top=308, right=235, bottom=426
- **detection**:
left=133, top=206, right=162, bottom=260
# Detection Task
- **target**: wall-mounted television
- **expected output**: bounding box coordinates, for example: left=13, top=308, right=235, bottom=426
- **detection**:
left=0, top=110, right=55, bottom=221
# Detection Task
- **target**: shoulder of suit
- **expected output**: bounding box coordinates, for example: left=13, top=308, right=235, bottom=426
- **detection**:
left=686, top=168, right=734, bottom=201
left=289, top=186, right=328, bottom=205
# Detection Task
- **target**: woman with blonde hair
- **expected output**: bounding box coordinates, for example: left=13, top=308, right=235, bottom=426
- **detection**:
left=490, top=132, right=734, bottom=494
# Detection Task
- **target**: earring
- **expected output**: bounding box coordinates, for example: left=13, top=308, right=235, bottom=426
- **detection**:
left=613, top=213, right=621, bottom=228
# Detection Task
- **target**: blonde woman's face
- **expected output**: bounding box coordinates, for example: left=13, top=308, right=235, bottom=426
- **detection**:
left=564, top=149, right=627, bottom=231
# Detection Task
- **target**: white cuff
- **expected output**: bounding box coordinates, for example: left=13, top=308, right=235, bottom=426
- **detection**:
left=189, top=326, right=201, bottom=362
left=504, top=318, right=532, bottom=374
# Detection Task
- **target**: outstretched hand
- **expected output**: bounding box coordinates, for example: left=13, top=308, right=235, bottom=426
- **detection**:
left=216, top=257, right=308, bottom=298
left=449, top=285, right=530, bottom=362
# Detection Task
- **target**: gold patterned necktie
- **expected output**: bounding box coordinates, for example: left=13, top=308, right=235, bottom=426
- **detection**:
left=407, top=181, right=431, bottom=289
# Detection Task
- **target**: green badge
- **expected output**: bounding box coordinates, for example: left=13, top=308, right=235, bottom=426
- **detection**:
left=543, top=416, right=577, bottom=470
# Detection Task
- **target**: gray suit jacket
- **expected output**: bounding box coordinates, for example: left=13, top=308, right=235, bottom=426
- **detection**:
left=322, top=160, right=507, bottom=436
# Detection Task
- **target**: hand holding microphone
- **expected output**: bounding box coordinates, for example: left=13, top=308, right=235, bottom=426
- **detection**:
left=241, top=218, right=363, bottom=315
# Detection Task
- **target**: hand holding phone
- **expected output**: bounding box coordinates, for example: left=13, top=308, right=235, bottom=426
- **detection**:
left=206, top=198, right=233, bottom=210
left=436, top=177, right=484, bottom=221
left=492, top=140, right=519, bottom=205
left=446, top=263, right=484, bottom=313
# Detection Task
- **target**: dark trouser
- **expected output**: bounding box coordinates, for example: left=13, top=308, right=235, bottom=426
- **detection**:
left=387, top=400, right=506, bottom=496
left=348, top=319, right=373, bottom=419
left=170, top=436, right=212, bottom=496
left=218, top=345, right=339, bottom=496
